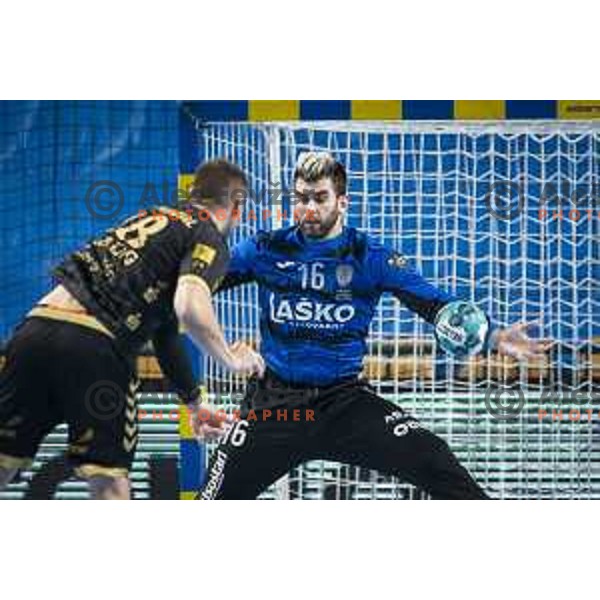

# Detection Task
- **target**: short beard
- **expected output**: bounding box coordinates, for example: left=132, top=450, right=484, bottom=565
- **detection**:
left=300, top=207, right=341, bottom=239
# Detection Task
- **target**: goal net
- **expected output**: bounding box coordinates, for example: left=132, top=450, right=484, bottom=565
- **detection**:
left=190, top=119, right=600, bottom=499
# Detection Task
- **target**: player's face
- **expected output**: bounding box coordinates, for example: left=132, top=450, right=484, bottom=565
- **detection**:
left=294, top=177, right=347, bottom=239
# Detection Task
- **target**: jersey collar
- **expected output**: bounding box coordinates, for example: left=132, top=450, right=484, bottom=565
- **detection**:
left=292, top=225, right=349, bottom=250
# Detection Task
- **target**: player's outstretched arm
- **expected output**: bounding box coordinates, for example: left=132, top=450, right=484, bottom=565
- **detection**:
left=174, top=275, right=265, bottom=377
left=492, top=322, right=553, bottom=361
left=376, top=248, right=554, bottom=361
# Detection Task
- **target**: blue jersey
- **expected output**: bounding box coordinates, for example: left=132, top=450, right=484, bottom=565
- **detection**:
left=220, top=226, right=453, bottom=386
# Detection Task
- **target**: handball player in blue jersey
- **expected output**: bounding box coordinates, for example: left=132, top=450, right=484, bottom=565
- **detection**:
left=200, top=152, right=550, bottom=500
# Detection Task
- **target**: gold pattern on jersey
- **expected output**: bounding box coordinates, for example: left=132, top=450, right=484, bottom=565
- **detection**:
left=142, top=285, right=161, bottom=304
left=125, top=313, right=142, bottom=331
left=113, top=214, right=170, bottom=250
left=123, top=379, right=139, bottom=453
left=84, top=213, right=171, bottom=276
left=69, top=428, right=95, bottom=456
left=27, top=306, right=115, bottom=339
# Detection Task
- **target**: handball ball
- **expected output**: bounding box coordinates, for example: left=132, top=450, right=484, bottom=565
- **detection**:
left=434, top=301, right=489, bottom=356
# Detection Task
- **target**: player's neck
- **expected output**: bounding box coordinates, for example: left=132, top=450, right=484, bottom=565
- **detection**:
left=192, top=202, right=228, bottom=235
left=304, top=222, right=344, bottom=244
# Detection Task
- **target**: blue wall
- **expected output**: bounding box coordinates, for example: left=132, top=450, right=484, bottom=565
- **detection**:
left=0, top=100, right=180, bottom=341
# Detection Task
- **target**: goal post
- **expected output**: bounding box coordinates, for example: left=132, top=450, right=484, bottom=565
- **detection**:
left=181, top=117, right=600, bottom=499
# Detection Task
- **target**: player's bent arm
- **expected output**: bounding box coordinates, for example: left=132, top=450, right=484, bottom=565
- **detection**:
left=174, top=275, right=238, bottom=371
left=151, top=319, right=198, bottom=403
left=174, top=276, right=266, bottom=377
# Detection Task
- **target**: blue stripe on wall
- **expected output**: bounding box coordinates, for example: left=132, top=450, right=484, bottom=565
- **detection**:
left=505, top=100, right=557, bottom=119
left=299, top=100, right=351, bottom=120
left=402, top=100, right=454, bottom=120
left=186, top=100, right=248, bottom=121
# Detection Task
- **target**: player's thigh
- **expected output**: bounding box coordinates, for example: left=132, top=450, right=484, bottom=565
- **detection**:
left=0, top=319, right=60, bottom=468
left=319, top=389, right=431, bottom=465
left=49, top=324, right=139, bottom=482
left=320, top=388, right=486, bottom=499
left=370, top=423, right=487, bottom=499
left=201, top=418, right=305, bottom=500
left=88, top=475, right=131, bottom=500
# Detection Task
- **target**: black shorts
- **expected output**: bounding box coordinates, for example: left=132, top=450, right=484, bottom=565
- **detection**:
left=200, top=371, right=488, bottom=500
left=0, top=314, right=139, bottom=479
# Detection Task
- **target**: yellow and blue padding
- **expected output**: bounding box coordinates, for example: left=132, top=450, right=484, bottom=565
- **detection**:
left=182, top=100, right=600, bottom=122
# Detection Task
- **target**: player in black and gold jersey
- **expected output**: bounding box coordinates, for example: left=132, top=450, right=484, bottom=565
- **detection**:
left=0, top=159, right=264, bottom=499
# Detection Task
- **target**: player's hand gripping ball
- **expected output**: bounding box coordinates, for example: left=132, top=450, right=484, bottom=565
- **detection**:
left=434, top=301, right=489, bottom=356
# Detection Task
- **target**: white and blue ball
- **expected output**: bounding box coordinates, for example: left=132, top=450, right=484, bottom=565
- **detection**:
left=434, top=301, right=489, bottom=356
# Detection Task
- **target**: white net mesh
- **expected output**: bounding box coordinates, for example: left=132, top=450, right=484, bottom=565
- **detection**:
left=194, top=120, right=600, bottom=499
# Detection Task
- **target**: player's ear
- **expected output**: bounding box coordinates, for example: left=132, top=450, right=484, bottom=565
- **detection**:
left=338, top=194, right=349, bottom=215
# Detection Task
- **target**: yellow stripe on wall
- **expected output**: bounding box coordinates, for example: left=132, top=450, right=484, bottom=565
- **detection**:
left=558, top=100, right=600, bottom=119
left=249, top=100, right=300, bottom=121
left=351, top=100, right=402, bottom=120
left=454, top=101, right=505, bottom=120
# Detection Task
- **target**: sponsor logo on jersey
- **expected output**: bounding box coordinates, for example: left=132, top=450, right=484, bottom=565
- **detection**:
left=392, top=420, right=421, bottom=437
left=275, top=261, right=296, bottom=269
left=269, top=293, right=355, bottom=328
left=192, top=243, right=216, bottom=266
left=387, top=253, right=408, bottom=268
left=200, top=449, right=228, bottom=500
left=335, top=263, right=354, bottom=287
left=384, top=410, right=422, bottom=437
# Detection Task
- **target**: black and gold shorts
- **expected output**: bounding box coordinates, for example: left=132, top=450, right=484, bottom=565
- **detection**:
left=0, top=308, right=139, bottom=479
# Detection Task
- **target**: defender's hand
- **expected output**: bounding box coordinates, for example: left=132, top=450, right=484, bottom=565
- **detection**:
left=188, top=401, right=232, bottom=442
left=229, top=341, right=265, bottom=377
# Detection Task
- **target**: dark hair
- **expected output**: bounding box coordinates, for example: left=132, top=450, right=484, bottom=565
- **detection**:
left=293, top=152, right=347, bottom=196
left=189, top=159, right=248, bottom=207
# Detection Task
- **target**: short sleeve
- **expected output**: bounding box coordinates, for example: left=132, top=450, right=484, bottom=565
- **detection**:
left=179, top=222, right=230, bottom=292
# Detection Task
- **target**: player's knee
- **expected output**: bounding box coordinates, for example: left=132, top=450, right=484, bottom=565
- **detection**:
left=432, top=437, right=451, bottom=455
left=88, top=475, right=131, bottom=500
left=424, top=436, right=451, bottom=461
left=423, top=437, right=463, bottom=474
